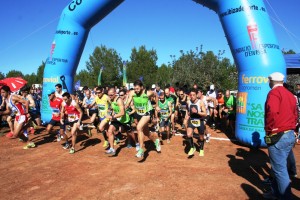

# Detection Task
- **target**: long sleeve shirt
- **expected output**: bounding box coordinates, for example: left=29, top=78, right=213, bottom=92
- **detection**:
left=264, top=85, right=298, bottom=135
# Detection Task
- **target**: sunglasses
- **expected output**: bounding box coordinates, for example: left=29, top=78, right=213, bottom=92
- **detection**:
left=108, top=94, right=114, bottom=97
left=179, top=93, right=184, bottom=95
left=119, top=94, right=124, bottom=96
left=96, top=92, right=102, bottom=94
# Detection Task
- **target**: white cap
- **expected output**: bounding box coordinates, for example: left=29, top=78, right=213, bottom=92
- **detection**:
left=268, top=72, right=284, bottom=81
left=151, top=84, right=156, bottom=89
left=210, top=84, right=215, bottom=90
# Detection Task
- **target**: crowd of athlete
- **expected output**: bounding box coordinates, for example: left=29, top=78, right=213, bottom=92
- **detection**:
left=0, top=80, right=237, bottom=158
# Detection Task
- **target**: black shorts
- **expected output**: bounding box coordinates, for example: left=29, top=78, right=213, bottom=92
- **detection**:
left=134, top=111, right=153, bottom=122
left=188, top=119, right=205, bottom=135
left=67, top=120, right=81, bottom=127
left=110, top=120, right=131, bottom=132
left=29, top=110, right=40, bottom=120
left=49, top=119, right=65, bottom=129
left=88, top=109, right=98, bottom=117
left=159, top=119, right=170, bottom=127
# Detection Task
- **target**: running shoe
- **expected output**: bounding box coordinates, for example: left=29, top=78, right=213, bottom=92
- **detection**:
left=135, top=149, right=144, bottom=158
left=102, top=140, right=109, bottom=148
left=23, top=142, right=36, bottom=150
left=6, top=132, right=14, bottom=138
left=62, top=143, right=70, bottom=149
left=135, top=143, right=140, bottom=151
left=167, top=139, right=171, bottom=144
left=155, top=139, right=161, bottom=152
left=126, top=143, right=132, bottom=148
left=30, top=127, right=35, bottom=134
left=57, top=134, right=61, bottom=142
left=105, top=148, right=116, bottom=155
left=87, top=129, right=92, bottom=137
left=199, top=150, right=204, bottom=156
left=181, top=124, right=185, bottom=129
left=69, top=147, right=75, bottom=154
left=205, top=133, right=211, bottom=143
left=188, top=147, right=195, bottom=156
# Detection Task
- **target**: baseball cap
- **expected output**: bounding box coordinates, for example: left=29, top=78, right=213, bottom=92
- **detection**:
left=268, top=72, right=284, bottom=81
left=151, top=84, right=156, bottom=89
left=47, top=89, right=55, bottom=95
left=210, top=84, right=215, bottom=90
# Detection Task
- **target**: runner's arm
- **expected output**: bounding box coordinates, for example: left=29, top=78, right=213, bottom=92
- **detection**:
left=114, top=98, right=125, bottom=119
left=199, top=101, right=207, bottom=117
left=125, top=91, right=133, bottom=109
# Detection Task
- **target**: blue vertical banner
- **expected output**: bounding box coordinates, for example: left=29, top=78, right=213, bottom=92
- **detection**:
left=41, top=0, right=124, bottom=123
left=194, top=0, right=286, bottom=147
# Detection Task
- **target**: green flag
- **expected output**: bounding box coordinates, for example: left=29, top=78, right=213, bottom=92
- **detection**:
left=98, top=66, right=104, bottom=86
left=122, top=61, right=127, bottom=87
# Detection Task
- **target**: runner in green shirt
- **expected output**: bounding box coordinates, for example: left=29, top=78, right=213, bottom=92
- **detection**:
left=125, top=80, right=161, bottom=158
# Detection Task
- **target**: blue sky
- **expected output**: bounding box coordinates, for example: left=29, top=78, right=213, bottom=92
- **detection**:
left=0, top=0, right=299, bottom=76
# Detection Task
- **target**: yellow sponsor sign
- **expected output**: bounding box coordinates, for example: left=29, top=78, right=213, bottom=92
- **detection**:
left=242, top=74, right=268, bottom=84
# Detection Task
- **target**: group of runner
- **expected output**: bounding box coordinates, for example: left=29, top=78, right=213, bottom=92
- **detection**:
left=0, top=80, right=237, bottom=158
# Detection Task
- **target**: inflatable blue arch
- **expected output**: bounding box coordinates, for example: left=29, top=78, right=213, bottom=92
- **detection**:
left=41, top=0, right=286, bottom=147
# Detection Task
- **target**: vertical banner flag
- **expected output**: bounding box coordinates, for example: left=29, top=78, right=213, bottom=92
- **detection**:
left=98, top=66, right=104, bottom=86
left=74, top=80, right=81, bottom=91
left=123, top=61, right=127, bottom=87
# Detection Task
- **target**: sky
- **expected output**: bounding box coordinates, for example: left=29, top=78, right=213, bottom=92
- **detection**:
left=0, top=0, right=299, bottom=76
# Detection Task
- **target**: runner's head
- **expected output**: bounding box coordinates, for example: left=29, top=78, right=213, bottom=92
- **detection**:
left=55, top=83, right=62, bottom=94
left=107, top=88, right=116, bottom=100
left=197, top=88, right=204, bottom=98
left=20, top=85, right=30, bottom=97
left=133, top=80, right=144, bottom=95
left=119, top=89, right=126, bottom=100
left=190, top=88, right=198, bottom=102
left=47, top=89, right=56, bottom=100
left=178, top=88, right=185, bottom=99
left=96, top=86, right=104, bottom=98
left=159, top=92, right=165, bottom=102
left=62, top=92, right=72, bottom=104
left=0, top=85, right=11, bottom=98
left=225, top=90, right=230, bottom=98
left=164, top=88, right=170, bottom=98
left=85, top=90, right=91, bottom=98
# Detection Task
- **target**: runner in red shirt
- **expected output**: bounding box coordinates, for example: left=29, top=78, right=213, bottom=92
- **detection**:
left=45, top=89, right=70, bottom=149
left=60, top=92, right=83, bottom=154
left=0, top=85, right=35, bottom=149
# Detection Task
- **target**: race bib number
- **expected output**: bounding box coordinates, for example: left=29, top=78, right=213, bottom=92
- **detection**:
left=180, top=105, right=186, bottom=111
left=68, top=113, right=76, bottom=122
left=136, top=106, right=146, bottom=115
left=98, top=104, right=105, bottom=111
left=52, top=108, right=60, bottom=117
left=160, top=109, right=168, bottom=118
left=190, top=118, right=201, bottom=127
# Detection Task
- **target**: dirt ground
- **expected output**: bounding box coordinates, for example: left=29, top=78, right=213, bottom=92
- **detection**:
left=0, top=123, right=299, bottom=200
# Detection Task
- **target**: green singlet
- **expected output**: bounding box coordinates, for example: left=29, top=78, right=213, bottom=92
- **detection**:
left=158, top=100, right=170, bottom=119
left=111, top=98, right=130, bottom=124
left=166, top=96, right=175, bottom=112
left=133, top=90, right=152, bottom=116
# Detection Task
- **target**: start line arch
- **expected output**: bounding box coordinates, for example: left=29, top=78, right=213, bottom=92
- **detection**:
left=41, top=0, right=286, bottom=147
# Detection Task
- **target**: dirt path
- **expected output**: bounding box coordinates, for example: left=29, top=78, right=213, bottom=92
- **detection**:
left=0, top=126, right=299, bottom=200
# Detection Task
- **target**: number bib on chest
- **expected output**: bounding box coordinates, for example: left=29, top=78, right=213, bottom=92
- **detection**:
left=68, top=113, right=77, bottom=122
left=190, top=118, right=201, bottom=127
left=52, top=108, right=60, bottom=117
left=136, top=106, right=146, bottom=115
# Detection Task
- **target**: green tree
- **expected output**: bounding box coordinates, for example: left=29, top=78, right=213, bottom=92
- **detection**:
left=85, top=45, right=122, bottom=87
left=0, top=72, right=5, bottom=79
left=282, top=49, right=296, bottom=54
left=74, top=69, right=94, bottom=88
left=156, top=64, right=173, bottom=87
left=24, top=73, right=38, bottom=87
left=36, top=62, right=45, bottom=84
left=6, top=70, right=24, bottom=78
left=127, top=45, right=158, bottom=87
